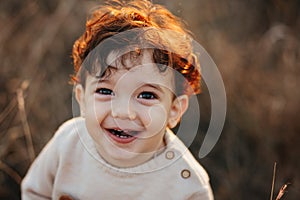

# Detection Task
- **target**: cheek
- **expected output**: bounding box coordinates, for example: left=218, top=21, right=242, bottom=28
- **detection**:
left=84, top=102, right=110, bottom=143
left=85, top=100, right=110, bottom=124
left=141, top=104, right=169, bottom=134
left=99, top=107, right=113, bottom=126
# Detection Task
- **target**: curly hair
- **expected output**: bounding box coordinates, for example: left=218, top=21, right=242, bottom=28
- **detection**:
left=72, top=0, right=201, bottom=95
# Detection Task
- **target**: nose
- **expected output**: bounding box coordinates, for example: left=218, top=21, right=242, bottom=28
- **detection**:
left=111, top=97, right=136, bottom=120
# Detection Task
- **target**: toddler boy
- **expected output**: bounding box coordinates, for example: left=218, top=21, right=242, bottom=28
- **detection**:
left=21, top=0, right=214, bottom=199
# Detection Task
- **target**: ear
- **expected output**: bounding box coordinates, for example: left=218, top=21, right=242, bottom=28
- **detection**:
left=167, top=95, right=189, bottom=128
left=75, top=84, right=86, bottom=117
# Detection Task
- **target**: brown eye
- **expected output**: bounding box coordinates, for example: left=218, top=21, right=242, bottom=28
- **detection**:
left=138, top=92, right=157, bottom=99
left=96, top=88, right=114, bottom=96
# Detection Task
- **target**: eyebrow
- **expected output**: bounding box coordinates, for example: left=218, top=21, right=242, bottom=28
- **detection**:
left=94, top=65, right=118, bottom=79
left=92, top=78, right=110, bottom=86
left=142, top=83, right=165, bottom=94
left=90, top=76, right=110, bottom=86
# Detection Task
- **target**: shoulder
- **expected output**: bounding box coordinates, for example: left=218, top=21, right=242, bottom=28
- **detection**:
left=52, top=117, right=85, bottom=141
left=46, top=117, right=86, bottom=153
left=179, top=145, right=210, bottom=184
left=163, top=129, right=212, bottom=196
left=55, top=117, right=85, bottom=135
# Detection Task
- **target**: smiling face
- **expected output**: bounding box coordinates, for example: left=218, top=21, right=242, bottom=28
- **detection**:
left=75, top=50, right=188, bottom=168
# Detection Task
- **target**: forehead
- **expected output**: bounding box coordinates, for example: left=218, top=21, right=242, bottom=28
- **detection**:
left=106, top=49, right=171, bottom=77
left=88, top=49, right=175, bottom=91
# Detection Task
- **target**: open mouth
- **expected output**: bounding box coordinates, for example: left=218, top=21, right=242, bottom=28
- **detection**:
left=107, top=129, right=139, bottom=142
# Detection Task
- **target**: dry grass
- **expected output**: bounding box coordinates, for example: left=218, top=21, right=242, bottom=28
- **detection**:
left=270, top=162, right=290, bottom=200
left=16, top=81, right=35, bottom=162
left=0, top=0, right=299, bottom=199
left=275, top=183, right=290, bottom=200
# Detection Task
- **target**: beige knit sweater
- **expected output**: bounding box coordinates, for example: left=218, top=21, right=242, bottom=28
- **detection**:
left=21, top=117, right=213, bottom=200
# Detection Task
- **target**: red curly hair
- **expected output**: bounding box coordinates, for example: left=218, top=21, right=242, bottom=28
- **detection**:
left=72, top=0, right=201, bottom=95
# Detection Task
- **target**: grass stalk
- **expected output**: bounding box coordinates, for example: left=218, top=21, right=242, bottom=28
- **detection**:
left=275, top=183, right=290, bottom=200
left=17, top=81, right=35, bottom=162
left=0, top=160, right=22, bottom=184
left=270, top=162, right=277, bottom=200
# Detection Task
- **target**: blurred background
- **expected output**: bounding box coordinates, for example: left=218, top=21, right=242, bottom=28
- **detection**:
left=0, top=0, right=299, bottom=199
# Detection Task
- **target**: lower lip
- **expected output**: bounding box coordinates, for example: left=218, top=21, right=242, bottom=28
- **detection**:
left=105, top=129, right=138, bottom=144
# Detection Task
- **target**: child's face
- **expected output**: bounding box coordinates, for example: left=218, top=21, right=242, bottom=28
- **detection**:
left=76, top=50, right=188, bottom=168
